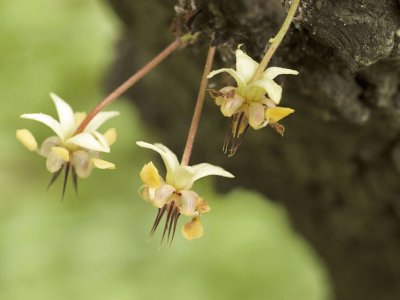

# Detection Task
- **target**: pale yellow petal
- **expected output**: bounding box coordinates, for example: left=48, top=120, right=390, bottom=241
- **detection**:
left=207, top=68, right=245, bottom=88
left=92, top=158, right=116, bottom=170
left=74, top=112, right=87, bottom=127
left=196, top=197, right=211, bottom=214
left=253, top=77, right=282, bottom=104
left=46, top=149, right=65, bottom=173
left=16, top=129, right=38, bottom=151
left=52, top=146, right=69, bottom=162
left=182, top=217, right=204, bottom=241
left=50, top=93, right=75, bottom=137
left=70, top=150, right=93, bottom=178
left=263, top=67, right=299, bottom=80
left=103, top=128, right=117, bottom=146
left=152, top=184, right=175, bottom=208
left=235, top=48, right=259, bottom=83
left=172, top=166, right=195, bottom=190
left=39, top=136, right=61, bottom=157
left=248, top=102, right=266, bottom=129
left=220, top=95, right=245, bottom=117
left=179, top=190, right=199, bottom=216
left=265, top=107, right=295, bottom=123
left=140, top=161, right=161, bottom=187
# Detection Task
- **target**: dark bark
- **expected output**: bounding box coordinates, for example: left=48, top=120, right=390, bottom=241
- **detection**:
left=106, top=0, right=400, bottom=299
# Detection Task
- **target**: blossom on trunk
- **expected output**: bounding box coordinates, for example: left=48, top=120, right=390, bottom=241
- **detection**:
left=137, top=141, right=234, bottom=244
left=16, top=93, right=118, bottom=197
left=207, top=47, right=298, bottom=156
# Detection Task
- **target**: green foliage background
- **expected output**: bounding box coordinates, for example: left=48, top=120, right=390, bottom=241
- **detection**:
left=0, top=1, right=331, bottom=299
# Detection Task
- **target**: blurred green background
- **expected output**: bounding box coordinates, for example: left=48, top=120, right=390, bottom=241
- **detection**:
left=0, top=1, right=331, bottom=299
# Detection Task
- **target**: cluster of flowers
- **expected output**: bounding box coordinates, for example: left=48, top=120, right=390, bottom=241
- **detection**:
left=17, top=46, right=297, bottom=243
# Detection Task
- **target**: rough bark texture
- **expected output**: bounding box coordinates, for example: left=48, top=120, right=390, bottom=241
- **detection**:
left=106, top=0, right=400, bottom=299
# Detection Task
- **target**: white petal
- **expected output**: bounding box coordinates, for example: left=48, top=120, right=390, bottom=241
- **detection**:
left=92, top=158, right=115, bottom=169
left=136, top=141, right=180, bottom=183
left=263, top=67, right=299, bottom=80
left=248, top=102, right=266, bottom=129
left=50, top=93, right=75, bottom=137
left=20, top=113, right=64, bottom=140
left=220, top=95, right=245, bottom=117
left=46, top=148, right=66, bottom=173
left=66, top=133, right=109, bottom=152
left=84, top=111, right=120, bottom=132
left=190, top=163, right=234, bottom=185
left=16, top=129, right=38, bottom=151
left=70, top=150, right=93, bottom=178
left=253, top=78, right=283, bottom=104
left=207, top=68, right=245, bottom=88
left=235, top=49, right=259, bottom=83
left=39, top=136, right=61, bottom=157
left=179, top=190, right=199, bottom=217
left=92, top=131, right=111, bottom=152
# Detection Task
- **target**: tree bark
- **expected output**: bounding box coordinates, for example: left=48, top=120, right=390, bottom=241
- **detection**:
left=106, top=0, right=400, bottom=299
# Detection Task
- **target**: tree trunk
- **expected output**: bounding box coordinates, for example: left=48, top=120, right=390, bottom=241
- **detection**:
left=106, top=0, right=400, bottom=299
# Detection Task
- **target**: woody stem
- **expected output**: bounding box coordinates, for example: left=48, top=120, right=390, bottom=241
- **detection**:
left=251, top=0, right=301, bottom=81
left=74, top=38, right=182, bottom=135
left=181, top=45, right=216, bottom=166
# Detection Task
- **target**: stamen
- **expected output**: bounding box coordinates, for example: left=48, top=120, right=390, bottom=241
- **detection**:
left=223, top=112, right=250, bottom=157
left=161, top=202, right=175, bottom=245
left=72, top=167, right=78, bottom=195
left=169, top=208, right=181, bottom=246
left=61, top=163, right=70, bottom=201
left=149, top=206, right=166, bottom=238
left=46, top=165, right=65, bottom=191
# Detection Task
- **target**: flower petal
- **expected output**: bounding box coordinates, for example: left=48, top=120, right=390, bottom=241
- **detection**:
left=16, top=129, right=38, bottom=151
left=207, top=68, right=245, bottom=88
left=264, top=67, right=299, bottom=80
left=182, top=217, right=204, bottom=240
left=74, top=112, right=87, bottom=128
left=39, top=136, right=61, bottom=157
left=50, top=93, right=75, bottom=137
left=46, top=148, right=66, bottom=173
left=103, top=128, right=117, bottom=146
left=248, top=102, right=266, bottom=129
left=92, top=158, right=115, bottom=169
left=236, top=48, right=259, bottom=83
left=140, top=162, right=161, bottom=187
left=253, top=77, right=282, bottom=104
left=179, top=190, right=199, bottom=217
left=173, top=166, right=196, bottom=190
left=83, top=111, right=119, bottom=132
left=220, top=94, right=245, bottom=117
left=190, top=163, right=234, bottom=185
left=70, top=150, right=93, bottom=178
left=20, top=113, right=64, bottom=140
left=136, top=141, right=180, bottom=183
left=265, top=107, right=295, bottom=123
left=196, top=197, right=211, bottom=214
left=52, top=146, right=69, bottom=162
left=91, top=131, right=111, bottom=152
left=152, top=184, right=175, bottom=208
left=66, top=132, right=109, bottom=152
